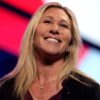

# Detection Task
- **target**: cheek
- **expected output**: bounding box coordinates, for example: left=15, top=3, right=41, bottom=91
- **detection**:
left=63, top=32, right=72, bottom=45
left=33, top=27, right=41, bottom=44
left=33, top=26, right=46, bottom=43
left=35, top=26, right=41, bottom=36
left=37, top=23, right=48, bottom=32
left=35, top=25, right=46, bottom=37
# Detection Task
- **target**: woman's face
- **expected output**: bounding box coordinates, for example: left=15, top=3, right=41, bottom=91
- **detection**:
left=33, top=7, right=72, bottom=57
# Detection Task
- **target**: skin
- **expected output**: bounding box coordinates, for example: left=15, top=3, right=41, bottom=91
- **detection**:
left=30, top=7, right=72, bottom=100
left=33, top=7, right=72, bottom=61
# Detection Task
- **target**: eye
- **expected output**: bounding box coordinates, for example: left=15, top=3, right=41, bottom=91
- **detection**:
left=60, top=24, right=69, bottom=29
left=43, top=20, right=51, bottom=24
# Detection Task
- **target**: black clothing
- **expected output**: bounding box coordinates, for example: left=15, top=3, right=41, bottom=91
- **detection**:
left=0, top=74, right=100, bottom=100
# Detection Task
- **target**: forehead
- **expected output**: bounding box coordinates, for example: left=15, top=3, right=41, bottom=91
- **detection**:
left=41, top=7, right=70, bottom=22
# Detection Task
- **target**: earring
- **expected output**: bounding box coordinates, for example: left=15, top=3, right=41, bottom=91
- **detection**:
left=67, top=47, right=70, bottom=52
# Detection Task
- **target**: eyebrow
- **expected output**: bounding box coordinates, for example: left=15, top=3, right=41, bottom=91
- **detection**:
left=41, top=15, right=71, bottom=27
left=42, top=16, right=52, bottom=20
left=42, top=16, right=70, bottom=23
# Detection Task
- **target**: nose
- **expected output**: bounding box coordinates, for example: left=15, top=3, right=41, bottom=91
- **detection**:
left=49, top=24, right=59, bottom=34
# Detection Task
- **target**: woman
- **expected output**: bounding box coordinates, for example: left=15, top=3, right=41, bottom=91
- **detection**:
left=0, top=2, right=100, bottom=100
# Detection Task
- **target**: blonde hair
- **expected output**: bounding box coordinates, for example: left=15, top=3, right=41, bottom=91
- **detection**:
left=0, top=2, right=82, bottom=99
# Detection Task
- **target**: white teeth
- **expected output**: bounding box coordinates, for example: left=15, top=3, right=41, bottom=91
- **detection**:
left=46, top=38, right=59, bottom=43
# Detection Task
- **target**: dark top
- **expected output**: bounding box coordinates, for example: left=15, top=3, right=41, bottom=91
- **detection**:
left=0, top=74, right=100, bottom=100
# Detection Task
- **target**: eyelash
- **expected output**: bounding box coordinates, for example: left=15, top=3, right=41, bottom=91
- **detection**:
left=43, top=20, right=69, bottom=29
left=60, top=24, right=68, bottom=28
left=44, top=20, right=51, bottom=23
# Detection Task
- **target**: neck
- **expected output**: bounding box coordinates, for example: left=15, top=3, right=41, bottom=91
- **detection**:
left=34, top=50, right=66, bottom=84
left=35, top=55, right=65, bottom=83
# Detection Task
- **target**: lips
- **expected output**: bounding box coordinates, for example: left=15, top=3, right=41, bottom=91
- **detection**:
left=46, top=38, right=59, bottom=43
left=44, top=37, right=61, bottom=43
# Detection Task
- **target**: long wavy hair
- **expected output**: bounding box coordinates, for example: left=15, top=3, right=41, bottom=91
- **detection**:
left=0, top=2, right=82, bottom=99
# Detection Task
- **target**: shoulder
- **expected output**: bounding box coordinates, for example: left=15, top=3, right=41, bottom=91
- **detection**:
left=62, top=72, right=100, bottom=100
left=0, top=77, right=15, bottom=91
left=69, top=71, right=100, bottom=86
left=0, top=78, right=19, bottom=100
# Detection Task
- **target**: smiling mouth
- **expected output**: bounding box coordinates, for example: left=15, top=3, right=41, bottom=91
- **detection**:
left=44, top=37, right=61, bottom=43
